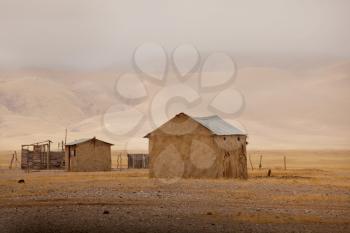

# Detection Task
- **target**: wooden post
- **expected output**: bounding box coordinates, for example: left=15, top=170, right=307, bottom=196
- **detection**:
left=67, top=146, right=71, bottom=171
left=117, top=153, right=121, bottom=170
left=47, top=142, right=51, bottom=169
left=284, top=155, right=287, bottom=170
left=119, top=153, right=122, bottom=171
left=9, top=152, right=14, bottom=169
left=64, top=128, right=67, bottom=146
left=14, top=151, right=18, bottom=169
left=41, top=144, right=46, bottom=169
left=248, top=154, right=254, bottom=171
left=45, top=144, right=48, bottom=169
left=259, top=155, right=262, bottom=170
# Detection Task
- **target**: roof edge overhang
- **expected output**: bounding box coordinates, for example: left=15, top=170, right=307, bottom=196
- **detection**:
left=66, top=137, right=114, bottom=146
left=143, top=112, right=247, bottom=138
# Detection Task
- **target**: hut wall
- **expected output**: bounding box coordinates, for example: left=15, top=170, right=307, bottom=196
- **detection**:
left=149, top=134, right=247, bottom=179
left=214, top=135, right=248, bottom=179
left=66, top=140, right=111, bottom=172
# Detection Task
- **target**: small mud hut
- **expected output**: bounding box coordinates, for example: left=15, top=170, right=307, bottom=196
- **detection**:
left=21, top=140, right=65, bottom=170
left=65, top=137, right=113, bottom=172
left=145, top=113, right=248, bottom=179
left=127, top=154, right=149, bottom=168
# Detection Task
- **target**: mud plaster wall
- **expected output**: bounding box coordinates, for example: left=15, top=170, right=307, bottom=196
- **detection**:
left=65, top=140, right=111, bottom=172
left=148, top=114, right=248, bottom=179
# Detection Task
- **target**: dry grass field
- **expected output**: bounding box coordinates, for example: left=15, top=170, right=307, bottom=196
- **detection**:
left=0, top=150, right=349, bottom=233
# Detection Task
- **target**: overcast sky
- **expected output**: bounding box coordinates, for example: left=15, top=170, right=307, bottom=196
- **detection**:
left=0, top=0, right=349, bottom=71
left=0, top=0, right=349, bottom=150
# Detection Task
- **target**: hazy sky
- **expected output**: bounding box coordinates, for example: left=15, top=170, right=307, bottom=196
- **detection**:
left=0, top=0, right=349, bottom=70
left=0, top=0, right=349, bottom=150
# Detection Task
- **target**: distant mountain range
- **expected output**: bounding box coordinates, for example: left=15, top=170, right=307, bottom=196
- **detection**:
left=0, top=62, right=349, bottom=150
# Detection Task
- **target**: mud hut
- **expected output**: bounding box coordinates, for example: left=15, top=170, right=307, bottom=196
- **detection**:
left=144, top=113, right=248, bottom=179
left=65, top=137, right=113, bottom=172
left=21, top=140, right=65, bottom=170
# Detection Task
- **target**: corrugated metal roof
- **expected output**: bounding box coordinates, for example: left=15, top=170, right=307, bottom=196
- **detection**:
left=65, top=138, right=91, bottom=146
left=193, top=115, right=246, bottom=136
left=65, top=137, right=114, bottom=146
left=144, top=113, right=247, bottom=137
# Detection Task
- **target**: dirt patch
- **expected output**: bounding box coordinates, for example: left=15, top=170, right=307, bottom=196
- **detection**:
left=252, top=175, right=312, bottom=179
left=0, top=168, right=349, bottom=233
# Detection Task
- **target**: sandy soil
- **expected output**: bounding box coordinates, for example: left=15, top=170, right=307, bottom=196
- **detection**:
left=0, top=165, right=349, bottom=233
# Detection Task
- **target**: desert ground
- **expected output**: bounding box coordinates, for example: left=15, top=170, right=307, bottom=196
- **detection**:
left=0, top=150, right=349, bottom=233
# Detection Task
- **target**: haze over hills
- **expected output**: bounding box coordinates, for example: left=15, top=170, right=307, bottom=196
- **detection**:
left=0, top=61, right=349, bottom=150
left=0, top=0, right=349, bottom=150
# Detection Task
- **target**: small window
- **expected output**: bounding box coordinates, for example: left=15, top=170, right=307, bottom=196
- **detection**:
left=223, top=137, right=226, bottom=141
left=237, top=137, right=240, bottom=141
